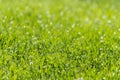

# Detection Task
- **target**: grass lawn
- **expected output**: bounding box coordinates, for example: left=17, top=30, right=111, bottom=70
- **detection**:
left=0, top=0, right=120, bottom=79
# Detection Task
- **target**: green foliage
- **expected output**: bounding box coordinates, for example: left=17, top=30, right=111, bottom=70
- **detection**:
left=0, top=0, right=120, bottom=79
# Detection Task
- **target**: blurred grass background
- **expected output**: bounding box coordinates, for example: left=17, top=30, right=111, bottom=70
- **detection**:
left=0, top=0, right=120, bottom=80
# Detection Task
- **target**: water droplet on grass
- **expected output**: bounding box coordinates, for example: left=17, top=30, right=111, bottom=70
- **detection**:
left=102, top=15, right=107, bottom=19
left=10, top=21, right=14, bottom=25
left=72, top=23, right=75, bottom=28
left=118, top=28, right=120, bottom=31
left=76, top=77, right=84, bottom=80
left=100, top=36, right=104, bottom=40
left=78, top=32, right=81, bottom=35
left=107, top=20, right=112, bottom=24
left=85, top=17, right=89, bottom=23
left=37, top=20, right=42, bottom=24
left=50, top=22, right=53, bottom=26
left=81, top=36, right=84, bottom=39
left=30, top=61, right=33, bottom=65
left=114, top=32, right=116, bottom=35
left=100, top=48, right=103, bottom=51
left=60, top=11, right=64, bottom=16
left=100, top=40, right=104, bottom=43
left=26, top=32, right=29, bottom=35
left=48, top=31, right=50, bottom=34
left=66, top=30, right=69, bottom=33
left=119, top=36, right=120, bottom=39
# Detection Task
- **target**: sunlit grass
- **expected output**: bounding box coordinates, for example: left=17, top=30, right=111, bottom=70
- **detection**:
left=0, top=0, right=120, bottom=79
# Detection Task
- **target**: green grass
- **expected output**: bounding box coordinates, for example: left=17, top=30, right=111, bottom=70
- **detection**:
left=0, top=0, right=120, bottom=79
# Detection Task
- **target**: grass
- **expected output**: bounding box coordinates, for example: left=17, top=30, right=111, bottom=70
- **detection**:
left=0, top=0, right=120, bottom=79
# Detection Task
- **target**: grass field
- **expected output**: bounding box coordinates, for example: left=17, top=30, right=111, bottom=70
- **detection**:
left=0, top=0, right=120, bottom=79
